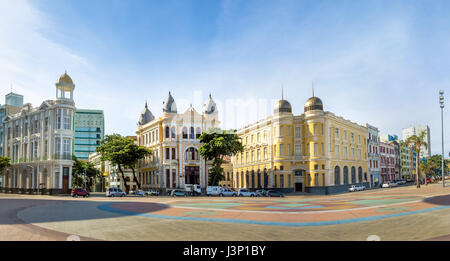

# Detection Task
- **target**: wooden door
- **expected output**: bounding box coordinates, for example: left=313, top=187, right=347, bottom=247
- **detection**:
left=62, top=167, right=69, bottom=193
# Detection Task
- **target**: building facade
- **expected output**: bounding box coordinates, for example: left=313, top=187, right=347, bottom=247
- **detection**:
left=0, top=72, right=76, bottom=194
left=135, top=93, right=219, bottom=194
left=73, top=109, right=104, bottom=160
left=232, top=93, right=369, bottom=195
left=380, top=141, right=396, bottom=183
left=366, top=124, right=380, bottom=188
left=402, top=125, right=431, bottom=159
left=218, top=156, right=234, bottom=188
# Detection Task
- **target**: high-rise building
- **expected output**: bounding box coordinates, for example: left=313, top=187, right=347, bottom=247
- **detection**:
left=0, top=72, right=76, bottom=194
left=73, top=109, right=104, bottom=160
left=0, top=93, right=23, bottom=156
left=402, top=125, right=431, bottom=159
left=5, top=92, right=24, bottom=108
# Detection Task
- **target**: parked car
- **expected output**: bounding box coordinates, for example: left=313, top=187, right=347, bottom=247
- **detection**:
left=349, top=185, right=365, bottom=192
left=206, top=186, right=223, bottom=196
left=219, top=188, right=237, bottom=197
left=106, top=187, right=126, bottom=197
left=382, top=182, right=397, bottom=188
left=171, top=189, right=187, bottom=197
left=135, top=190, right=147, bottom=197
left=396, top=180, right=405, bottom=185
left=255, top=189, right=266, bottom=197
left=266, top=190, right=284, bottom=197
left=71, top=188, right=89, bottom=198
left=238, top=189, right=256, bottom=197
left=148, top=190, right=160, bottom=196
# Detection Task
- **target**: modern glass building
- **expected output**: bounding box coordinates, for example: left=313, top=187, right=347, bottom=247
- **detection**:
left=73, top=109, right=104, bottom=160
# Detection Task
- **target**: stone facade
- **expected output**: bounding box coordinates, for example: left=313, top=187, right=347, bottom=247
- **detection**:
left=232, top=93, right=369, bottom=194
left=0, top=72, right=76, bottom=194
left=135, top=93, right=219, bottom=194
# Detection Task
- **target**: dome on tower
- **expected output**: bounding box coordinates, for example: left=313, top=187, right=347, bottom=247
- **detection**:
left=138, top=101, right=155, bottom=125
left=304, top=96, right=323, bottom=112
left=203, top=94, right=217, bottom=114
left=274, top=99, right=292, bottom=114
left=58, top=71, right=74, bottom=85
left=163, top=92, right=177, bottom=113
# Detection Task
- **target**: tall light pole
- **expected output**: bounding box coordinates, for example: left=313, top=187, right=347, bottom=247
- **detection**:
left=440, top=90, right=445, bottom=187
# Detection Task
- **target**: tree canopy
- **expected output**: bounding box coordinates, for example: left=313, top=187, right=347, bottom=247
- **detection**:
left=0, top=156, right=11, bottom=176
left=405, top=130, right=428, bottom=187
left=96, top=134, right=151, bottom=192
left=72, top=155, right=101, bottom=190
left=199, top=128, right=243, bottom=186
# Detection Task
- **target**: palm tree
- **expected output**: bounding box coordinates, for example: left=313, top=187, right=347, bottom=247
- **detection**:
left=405, top=130, right=428, bottom=188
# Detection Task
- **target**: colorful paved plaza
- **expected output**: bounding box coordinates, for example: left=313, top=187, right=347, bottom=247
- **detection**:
left=2, top=184, right=450, bottom=241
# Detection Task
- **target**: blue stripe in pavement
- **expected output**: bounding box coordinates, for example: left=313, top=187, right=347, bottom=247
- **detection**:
left=97, top=203, right=450, bottom=227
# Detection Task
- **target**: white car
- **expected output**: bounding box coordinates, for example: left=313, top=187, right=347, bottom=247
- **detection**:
left=107, top=187, right=126, bottom=197
left=382, top=182, right=396, bottom=188
left=349, top=185, right=366, bottom=192
left=238, top=189, right=256, bottom=197
left=135, top=190, right=147, bottom=197
left=219, top=188, right=237, bottom=197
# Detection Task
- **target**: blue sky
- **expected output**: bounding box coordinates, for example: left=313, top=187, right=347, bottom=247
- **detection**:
left=0, top=0, right=449, bottom=155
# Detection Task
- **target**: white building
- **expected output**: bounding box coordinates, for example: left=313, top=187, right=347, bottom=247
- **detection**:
left=136, top=93, right=219, bottom=194
left=402, top=125, right=431, bottom=159
left=1, top=72, right=76, bottom=194
left=366, top=124, right=380, bottom=188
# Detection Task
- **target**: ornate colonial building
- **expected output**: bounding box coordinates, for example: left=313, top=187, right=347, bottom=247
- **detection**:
left=232, top=92, right=369, bottom=194
left=136, top=93, right=219, bottom=194
left=1, top=72, right=76, bottom=194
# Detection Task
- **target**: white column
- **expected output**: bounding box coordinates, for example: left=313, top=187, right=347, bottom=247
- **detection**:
left=69, top=165, right=72, bottom=189
left=60, top=134, right=63, bottom=158
left=37, top=165, right=40, bottom=190
left=59, top=164, right=63, bottom=189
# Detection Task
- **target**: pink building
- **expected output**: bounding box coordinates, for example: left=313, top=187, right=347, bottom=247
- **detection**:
left=380, top=142, right=396, bottom=183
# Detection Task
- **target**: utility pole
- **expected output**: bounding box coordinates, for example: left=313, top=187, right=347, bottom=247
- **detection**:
left=439, top=90, right=445, bottom=187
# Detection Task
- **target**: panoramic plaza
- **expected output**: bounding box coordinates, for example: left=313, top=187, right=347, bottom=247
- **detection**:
left=1, top=183, right=449, bottom=241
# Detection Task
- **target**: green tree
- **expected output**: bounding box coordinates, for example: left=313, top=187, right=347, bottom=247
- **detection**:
left=405, top=130, right=428, bottom=188
left=427, top=154, right=449, bottom=178
left=0, top=156, right=11, bottom=178
left=96, top=134, right=151, bottom=192
left=72, top=156, right=101, bottom=190
left=122, top=142, right=151, bottom=189
left=199, top=128, right=243, bottom=186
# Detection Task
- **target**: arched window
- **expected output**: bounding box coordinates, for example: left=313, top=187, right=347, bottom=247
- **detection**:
left=263, top=168, right=268, bottom=188
left=189, top=127, right=194, bottom=139
left=182, top=127, right=188, bottom=139
left=251, top=170, right=255, bottom=188
left=351, top=166, right=356, bottom=184
left=344, top=166, right=349, bottom=184
left=334, top=166, right=340, bottom=185
left=246, top=171, right=249, bottom=187
left=165, top=126, right=170, bottom=138
left=241, top=171, right=244, bottom=188
left=358, top=167, right=363, bottom=183
left=257, top=169, right=261, bottom=188
left=171, top=127, right=176, bottom=139
left=185, top=147, right=199, bottom=161
left=196, top=127, right=201, bottom=139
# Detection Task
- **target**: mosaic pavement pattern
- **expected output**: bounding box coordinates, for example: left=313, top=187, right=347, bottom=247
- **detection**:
left=97, top=193, right=450, bottom=227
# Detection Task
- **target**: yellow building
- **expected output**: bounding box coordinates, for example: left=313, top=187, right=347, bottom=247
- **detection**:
left=232, top=93, right=369, bottom=194
left=135, top=93, right=219, bottom=194
left=219, top=156, right=233, bottom=188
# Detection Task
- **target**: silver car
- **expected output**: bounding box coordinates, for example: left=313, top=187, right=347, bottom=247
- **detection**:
left=107, top=187, right=126, bottom=197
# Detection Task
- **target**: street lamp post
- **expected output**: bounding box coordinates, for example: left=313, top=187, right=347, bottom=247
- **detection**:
left=439, top=90, right=445, bottom=187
